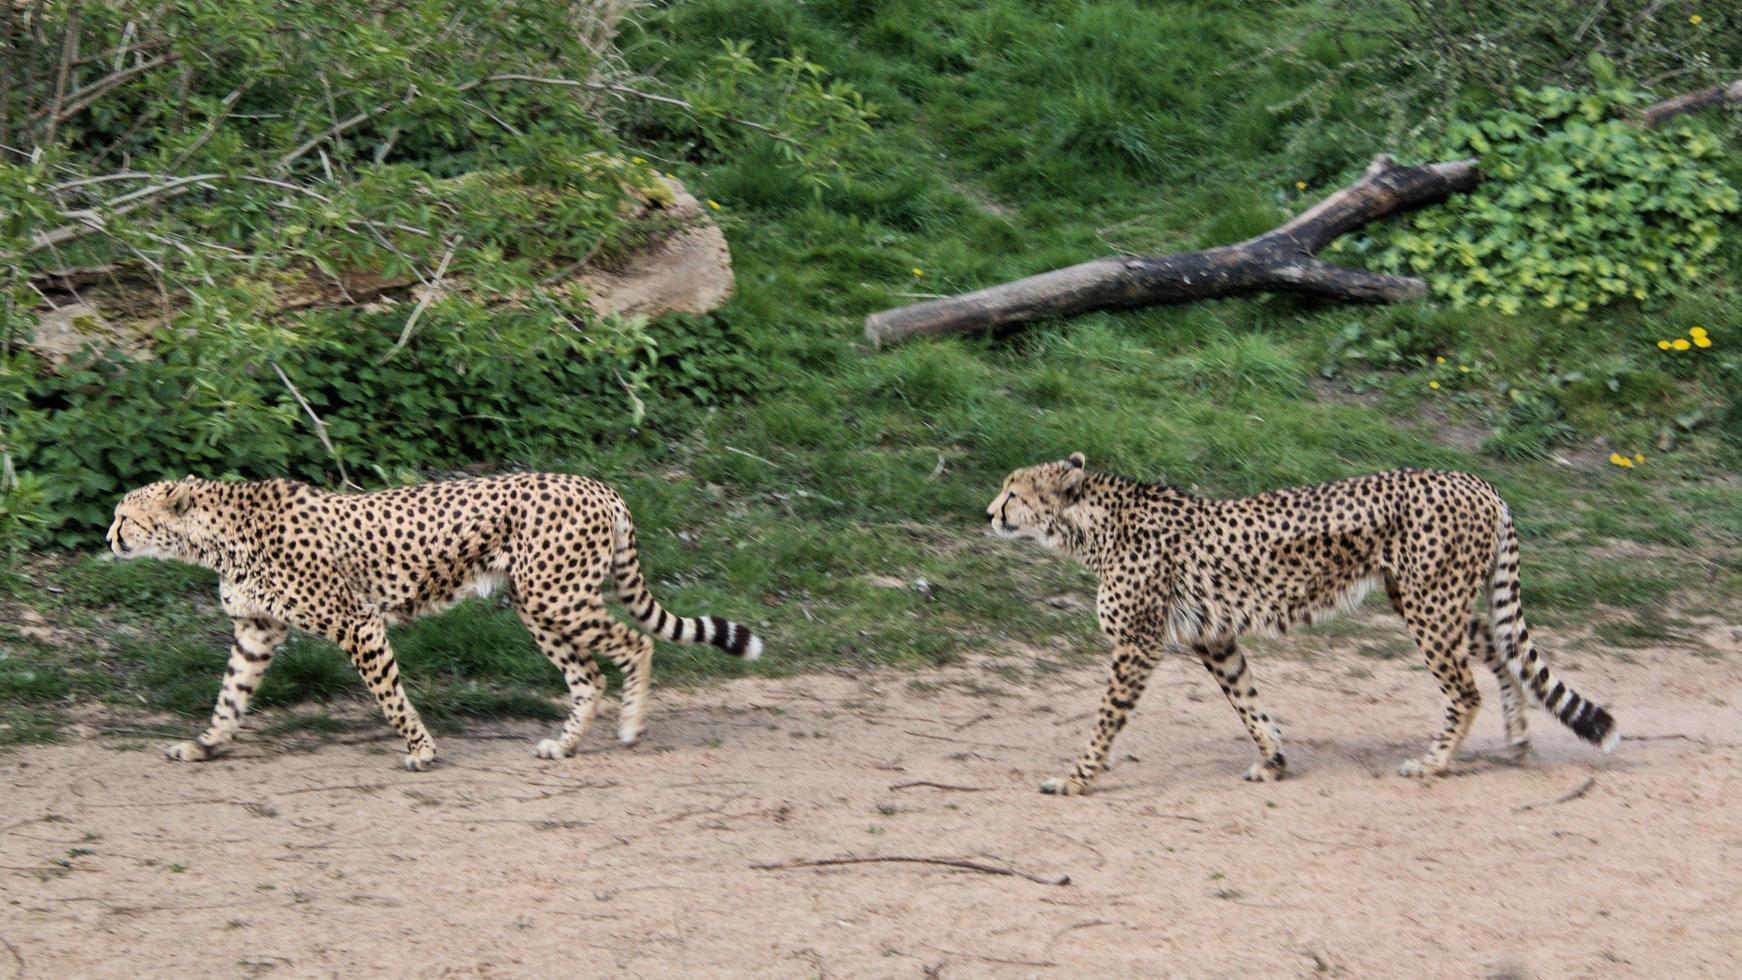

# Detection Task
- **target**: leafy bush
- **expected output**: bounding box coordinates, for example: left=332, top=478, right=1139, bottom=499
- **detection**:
left=645, top=313, right=768, bottom=408
left=0, top=0, right=870, bottom=552
left=1359, top=84, right=1739, bottom=317
left=15, top=302, right=777, bottom=546
left=1273, top=0, right=1742, bottom=161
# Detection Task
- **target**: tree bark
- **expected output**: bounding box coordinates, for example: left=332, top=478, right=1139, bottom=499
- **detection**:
left=865, top=82, right=1742, bottom=346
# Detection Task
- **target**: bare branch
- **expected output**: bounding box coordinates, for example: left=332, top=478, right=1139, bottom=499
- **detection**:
left=380, top=236, right=460, bottom=361
left=30, top=52, right=178, bottom=130
left=275, top=72, right=794, bottom=169
left=166, top=84, right=249, bottom=172
left=0, top=0, right=18, bottom=152
left=478, top=74, right=791, bottom=141
left=16, top=171, right=433, bottom=258
left=275, top=85, right=422, bottom=170
left=271, top=361, right=356, bottom=490
left=42, top=5, right=80, bottom=148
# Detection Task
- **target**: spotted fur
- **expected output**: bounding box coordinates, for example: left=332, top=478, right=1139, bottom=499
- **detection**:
left=109, top=473, right=761, bottom=770
left=989, top=454, right=1617, bottom=795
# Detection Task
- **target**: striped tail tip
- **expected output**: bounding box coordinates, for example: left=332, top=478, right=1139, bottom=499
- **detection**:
left=1565, top=698, right=1617, bottom=750
left=708, top=616, right=762, bottom=661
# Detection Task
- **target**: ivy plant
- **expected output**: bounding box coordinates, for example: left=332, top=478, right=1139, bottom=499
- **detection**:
left=1353, top=82, right=1740, bottom=318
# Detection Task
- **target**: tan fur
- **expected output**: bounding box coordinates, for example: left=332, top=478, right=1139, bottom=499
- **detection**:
left=110, top=474, right=761, bottom=771
left=989, top=454, right=1617, bottom=795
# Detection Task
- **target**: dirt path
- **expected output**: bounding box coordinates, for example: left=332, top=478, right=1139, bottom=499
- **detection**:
left=4, top=617, right=1741, bottom=978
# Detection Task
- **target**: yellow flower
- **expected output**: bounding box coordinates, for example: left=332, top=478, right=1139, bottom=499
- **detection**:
left=1458, top=365, right=1471, bottom=373
left=1294, top=180, right=1307, bottom=190
left=912, top=267, right=925, bottom=277
left=1435, top=356, right=1447, bottom=364
left=1690, top=325, right=1708, bottom=339
left=1634, top=453, right=1646, bottom=463
left=1673, top=338, right=1691, bottom=350
left=632, top=156, right=646, bottom=164
left=707, top=199, right=722, bottom=210
left=1609, top=453, right=1633, bottom=468
left=1695, top=336, right=1712, bottom=348
left=1428, top=381, right=1441, bottom=390
left=1657, top=340, right=1672, bottom=350
left=1690, top=14, right=1703, bottom=24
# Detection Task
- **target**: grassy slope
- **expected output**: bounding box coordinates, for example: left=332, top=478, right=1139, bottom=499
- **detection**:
left=5, top=0, right=1741, bottom=743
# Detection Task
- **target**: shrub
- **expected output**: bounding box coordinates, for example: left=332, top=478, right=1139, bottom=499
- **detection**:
left=1358, top=84, right=1739, bottom=317
left=1272, top=1, right=1742, bottom=161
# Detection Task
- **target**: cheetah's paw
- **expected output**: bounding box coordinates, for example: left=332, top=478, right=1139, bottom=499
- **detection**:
left=165, top=740, right=212, bottom=762
left=1396, top=757, right=1445, bottom=779
left=534, top=738, right=573, bottom=760
left=403, top=746, right=436, bottom=772
left=617, top=723, right=643, bottom=746
left=1039, top=776, right=1086, bottom=796
left=1243, top=761, right=1286, bottom=782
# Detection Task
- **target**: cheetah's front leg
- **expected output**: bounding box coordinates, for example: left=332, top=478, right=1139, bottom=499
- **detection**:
left=336, top=615, right=437, bottom=771
left=1196, top=640, right=1286, bottom=782
left=166, top=616, right=288, bottom=762
left=1042, top=643, right=1159, bottom=796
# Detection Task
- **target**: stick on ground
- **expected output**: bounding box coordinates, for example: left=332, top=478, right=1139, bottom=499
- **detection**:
left=1515, top=776, right=1596, bottom=813
left=751, top=854, right=1070, bottom=886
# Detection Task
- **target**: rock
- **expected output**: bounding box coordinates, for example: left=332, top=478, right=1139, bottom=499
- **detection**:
left=22, top=178, right=732, bottom=369
left=24, top=302, right=149, bottom=367
left=573, top=177, right=734, bottom=320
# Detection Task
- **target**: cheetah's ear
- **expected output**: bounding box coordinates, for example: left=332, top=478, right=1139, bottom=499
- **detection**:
left=1060, top=453, right=1085, bottom=497
left=164, top=480, right=196, bottom=516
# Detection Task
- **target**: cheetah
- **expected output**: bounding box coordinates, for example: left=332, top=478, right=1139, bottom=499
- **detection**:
left=988, top=454, right=1617, bottom=795
left=108, top=473, right=762, bottom=771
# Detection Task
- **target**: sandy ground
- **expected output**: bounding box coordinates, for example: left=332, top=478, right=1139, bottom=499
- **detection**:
left=4, top=614, right=1741, bottom=979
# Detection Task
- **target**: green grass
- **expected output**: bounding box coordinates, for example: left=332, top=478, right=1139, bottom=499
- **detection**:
left=5, top=0, right=1741, bottom=738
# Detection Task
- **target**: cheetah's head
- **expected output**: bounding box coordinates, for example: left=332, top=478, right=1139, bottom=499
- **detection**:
left=109, top=478, right=206, bottom=561
left=988, top=452, right=1086, bottom=550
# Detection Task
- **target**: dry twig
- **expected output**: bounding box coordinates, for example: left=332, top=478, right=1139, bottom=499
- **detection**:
left=751, top=854, right=1070, bottom=887
left=902, top=730, right=1027, bottom=751
left=0, top=931, right=22, bottom=980
left=1515, top=776, right=1596, bottom=813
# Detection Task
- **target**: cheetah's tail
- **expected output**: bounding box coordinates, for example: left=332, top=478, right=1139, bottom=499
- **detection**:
left=1490, top=503, right=1618, bottom=751
left=608, top=505, right=762, bottom=661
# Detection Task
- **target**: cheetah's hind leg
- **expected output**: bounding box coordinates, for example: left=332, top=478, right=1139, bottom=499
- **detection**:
left=1395, top=604, right=1481, bottom=778
left=515, top=608, right=611, bottom=760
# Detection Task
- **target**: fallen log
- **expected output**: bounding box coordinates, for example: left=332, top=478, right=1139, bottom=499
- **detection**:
left=867, top=155, right=1475, bottom=346
left=865, top=81, right=1742, bottom=346
left=1639, top=79, right=1742, bottom=129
